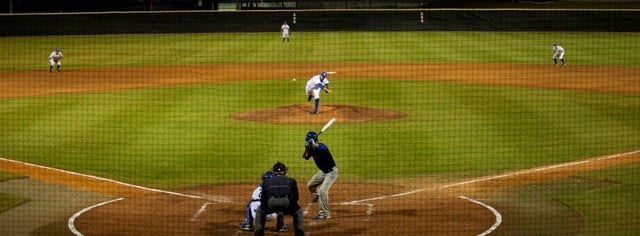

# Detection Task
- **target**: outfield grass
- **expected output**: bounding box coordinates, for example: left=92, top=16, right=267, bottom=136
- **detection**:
left=1, top=32, right=639, bottom=71
left=1, top=31, right=639, bottom=234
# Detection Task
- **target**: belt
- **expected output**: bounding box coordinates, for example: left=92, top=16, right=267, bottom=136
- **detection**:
left=322, top=167, right=335, bottom=173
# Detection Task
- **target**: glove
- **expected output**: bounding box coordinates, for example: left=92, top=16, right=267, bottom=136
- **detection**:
left=305, top=139, right=315, bottom=148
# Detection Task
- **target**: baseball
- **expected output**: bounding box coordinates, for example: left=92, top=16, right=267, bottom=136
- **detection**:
left=292, top=78, right=296, bottom=81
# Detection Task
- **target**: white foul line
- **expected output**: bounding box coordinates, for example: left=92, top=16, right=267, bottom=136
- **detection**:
left=338, top=150, right=640, bottom=235
left=4, top=150, right=639, bottom=235
left=441, top=150, right=640, bottom=189
left=68, top=198, right=125, bottom=236
left=0, top=157, right=218, bottom=236
left=0, top=157, right=205, bottom=200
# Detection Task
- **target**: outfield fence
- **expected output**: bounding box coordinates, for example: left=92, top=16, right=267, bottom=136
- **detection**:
left=1, top=9, right=640, bottom=36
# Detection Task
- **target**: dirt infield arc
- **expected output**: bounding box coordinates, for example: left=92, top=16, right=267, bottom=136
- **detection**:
left=1, top=62, right=639, bottom=235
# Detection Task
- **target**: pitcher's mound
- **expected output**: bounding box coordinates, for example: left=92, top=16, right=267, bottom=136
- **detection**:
left=231, top=104, right=406, bottom=124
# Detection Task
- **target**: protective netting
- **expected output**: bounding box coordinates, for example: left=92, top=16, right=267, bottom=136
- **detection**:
left=1, top=7, right=639, bottom=236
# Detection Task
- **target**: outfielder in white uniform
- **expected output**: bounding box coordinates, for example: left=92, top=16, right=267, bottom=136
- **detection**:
left=48, top=48, right=64, bottom=72
left=305, top=72, right=331, bottom=114
left=239, top=171, right=287, bottom=232
left=552, top=43, right=565, bottom=66
left=281, top=21, right=290, bottom=42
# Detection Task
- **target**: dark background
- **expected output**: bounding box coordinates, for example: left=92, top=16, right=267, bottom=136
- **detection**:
left=2, top=0, right=640, bottom=13
left=1, top=9, right=639, bottom=36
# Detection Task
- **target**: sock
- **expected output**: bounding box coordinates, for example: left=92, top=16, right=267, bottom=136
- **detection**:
left=314, top=99, right=319, bottom=113
left=276, top=214, right=284, bottom=228
left=561, top=59, right=565, bottom=65
left=553, top=58, right=557, bottom=64
left=243, top=204, right=253, bottom=225
left=49, top=66, right=53, bottom=72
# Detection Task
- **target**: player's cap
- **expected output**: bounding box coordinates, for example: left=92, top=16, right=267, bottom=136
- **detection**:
left=321, top=72, right=328, bottom=78
left=55, top=48, right=60, bottom=51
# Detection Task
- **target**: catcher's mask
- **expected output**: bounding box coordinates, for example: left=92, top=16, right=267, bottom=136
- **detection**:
left=272, top=162, right=288, bottom=174
left=262, top=171, right=274, bottom=181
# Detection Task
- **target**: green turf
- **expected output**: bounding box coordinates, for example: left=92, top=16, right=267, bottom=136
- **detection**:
left=1, top=78, right=638, bottom=188
left=1, top=31, right=639, bottom=234
left=0, top=172, right=27, bottom=213
left=1, top=32, right=639, bottom=71
left=557, top=163, right=640, bottom=235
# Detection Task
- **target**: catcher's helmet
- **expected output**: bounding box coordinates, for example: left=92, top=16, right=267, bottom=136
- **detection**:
left=272, top=161, right=288, bottom=174
left=262, top=171, right=274, bottom=181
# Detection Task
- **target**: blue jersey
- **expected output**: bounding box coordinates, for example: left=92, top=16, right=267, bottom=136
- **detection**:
left=307, top=143, right=336, bottom=173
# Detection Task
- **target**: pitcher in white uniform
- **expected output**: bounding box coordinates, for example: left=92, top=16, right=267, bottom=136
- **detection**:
left=305, top=72, right=331, bottom=114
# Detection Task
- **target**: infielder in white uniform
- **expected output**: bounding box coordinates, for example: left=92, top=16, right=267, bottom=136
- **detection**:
left=48, top=48, right=64, bottom=72
left=281, top=21, right=290, bottom=42
left=305, top=72, right=331, bottom=114
left=239, top=171, right=287, bottom=232
left=552, top=43, right=565, bottom=66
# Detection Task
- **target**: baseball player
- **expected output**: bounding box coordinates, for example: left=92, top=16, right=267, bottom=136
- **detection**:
left=305, top=72, right=331, bottom=114
left=281, top=21, right=290, bottom=42
left=254, top=162, right=304, bottom=236
left=302, top=131, right=338, bottom=220
left=239, top=171, right=288, bottom=232
left=552, top=43, right=566, bottom=66
left=48, top=48, right=64, bottom=72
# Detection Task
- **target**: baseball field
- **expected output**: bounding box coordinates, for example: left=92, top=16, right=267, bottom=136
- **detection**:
left=1, top=31, right=640, bottom=235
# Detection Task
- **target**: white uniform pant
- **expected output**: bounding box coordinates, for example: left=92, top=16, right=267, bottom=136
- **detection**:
left=49, top=58, right=62, bottom=66
left=306, top=88, right=321, bottom=100
left=307, top=167, right=338, bottom=216
left=553, top=51, right=565, bottom=60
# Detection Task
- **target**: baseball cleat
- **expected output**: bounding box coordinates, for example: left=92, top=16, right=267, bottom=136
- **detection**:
left=277, top=223, right=289, bottom=232
left=312, top=195, right=319, bottom=202
left=239, top=222, right=253, bottom=231
left=313, top=214, right=330, bottom=220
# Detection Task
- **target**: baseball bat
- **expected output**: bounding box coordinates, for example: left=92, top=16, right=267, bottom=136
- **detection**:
left=318, top=118, right=336, bottom=135
left=326, top=71, right=337, bottom=75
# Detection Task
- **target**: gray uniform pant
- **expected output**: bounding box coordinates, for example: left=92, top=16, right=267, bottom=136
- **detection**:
left=307, top=167, right=338, bottom=217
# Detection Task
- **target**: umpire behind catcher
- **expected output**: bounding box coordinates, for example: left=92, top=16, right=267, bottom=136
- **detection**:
left=254, top=162, right=305, bottom=236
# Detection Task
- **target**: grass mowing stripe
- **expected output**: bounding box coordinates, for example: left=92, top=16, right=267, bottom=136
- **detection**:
left=1, top=78, right=639, bottom=186
left=1, top=79, right=639, bottom=185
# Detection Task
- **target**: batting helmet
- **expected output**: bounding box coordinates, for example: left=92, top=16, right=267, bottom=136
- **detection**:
left=262, top=171, right=274, bottom=181
left=272, top=161, right=288, bottom=174
left=306, top=131, right=318, bottom=142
